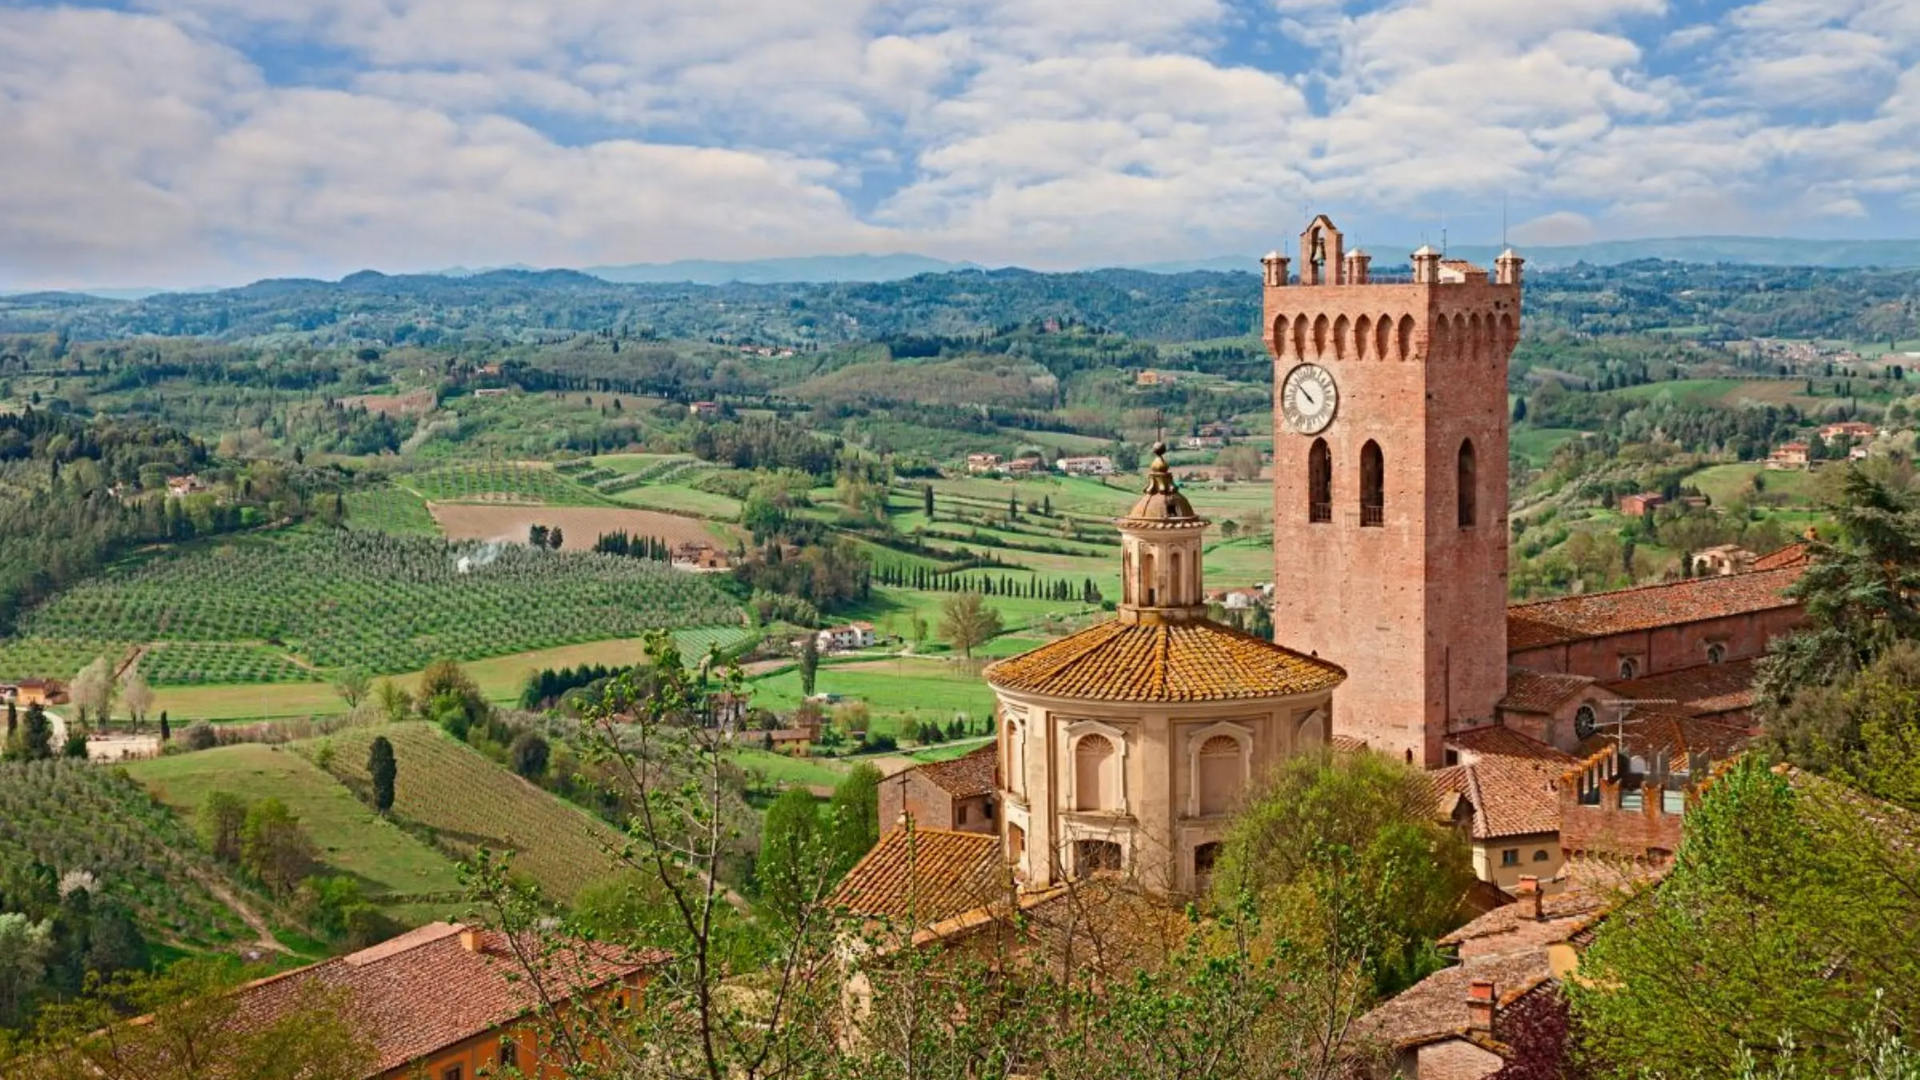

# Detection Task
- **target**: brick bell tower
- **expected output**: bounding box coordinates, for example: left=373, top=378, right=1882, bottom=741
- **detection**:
left=1263, top=216, right=1523, bottom=767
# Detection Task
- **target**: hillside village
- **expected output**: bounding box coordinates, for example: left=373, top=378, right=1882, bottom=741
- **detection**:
left=0, top=228, right=1917, bottom=1077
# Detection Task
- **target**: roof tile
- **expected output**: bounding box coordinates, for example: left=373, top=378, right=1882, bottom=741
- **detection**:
left=1506, top=568, right=1802, bottom=650
left=914, top=744, right=997, bottom=798
left=984, top=618, right=1346, bottom=703
left=830, top=827, right=1005, bottom=924
left=1602, top=658, right=1758, bottom=717
left=1498, top=669, right=1596, bottom=715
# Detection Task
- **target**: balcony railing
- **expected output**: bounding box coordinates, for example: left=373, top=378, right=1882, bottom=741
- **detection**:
left=1310, top=502, right=1332, bottom=524
left=1360, top=504, right=1385, bottom=527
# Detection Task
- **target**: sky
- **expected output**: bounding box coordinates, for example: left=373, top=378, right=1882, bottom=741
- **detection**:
left=1, top=0, right=1917, bottom=289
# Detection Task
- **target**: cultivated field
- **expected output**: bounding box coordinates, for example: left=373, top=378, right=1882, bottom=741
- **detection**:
left=339, top=387, right=436, bottom=417
left=0, top=760, right=257, bottom=945
left=311, top=723, right=626, bottom=903
left=127, top=744, right=465, bottom=924
left=428, top=503, right=726, bottom=551
left=5, top=530, right=742, bottom=682
left=401, top=460, right=617, bottom=506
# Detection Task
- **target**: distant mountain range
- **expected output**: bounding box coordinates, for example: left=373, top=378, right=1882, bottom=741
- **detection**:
left=13, top=236, right=1920, bottom=300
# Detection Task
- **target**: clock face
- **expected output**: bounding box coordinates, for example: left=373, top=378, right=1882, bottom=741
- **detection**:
left=1281, top=364, right=1339, bottom=435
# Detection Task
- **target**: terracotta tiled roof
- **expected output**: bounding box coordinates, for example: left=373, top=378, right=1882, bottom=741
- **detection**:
left=1350, top=951, right=1553, bottom=1052
left=1432, top=735, right=1570, bottom=841
left=914, top=744, right=997, bottom=798
left=1448, top=724, right=1579, bottom=765
left=1602, top=658, right=1759, bottom=717
left=984, top=618, right=1345, bottom=703
left=1331, top=734, right=1370, bottom=753
left=1505, top=568, right=1803, bottom=650
left=1498, top=669, right=1596, bottom=714
left=1751, top=542, right=1811, bottom=571
left=1438, top=888, right=1612, bottom=958
left=830, top=827, right=1005, bottom=925
left=231, top=923, right=661, bottom=1075
left=1573, top=709, right=1753, bottom=764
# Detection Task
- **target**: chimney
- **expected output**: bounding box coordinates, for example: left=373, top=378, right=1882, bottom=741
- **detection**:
left=459, top=927, right=484, bottom=953
left=1467, top=979, right=1495, bottom=1033
left=1516, top=876, right=1543, bottom=920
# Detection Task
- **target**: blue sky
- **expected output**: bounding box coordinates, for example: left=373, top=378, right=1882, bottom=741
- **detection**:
left=0, top=0, right=1915, bottom=288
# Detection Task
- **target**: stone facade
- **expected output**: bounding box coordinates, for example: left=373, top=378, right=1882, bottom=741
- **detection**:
left=878, top=746, right=997, bottom=835
left=1264, top=217, right=1522, bottom=767
left=1507, top=605, right=1803, bottom=684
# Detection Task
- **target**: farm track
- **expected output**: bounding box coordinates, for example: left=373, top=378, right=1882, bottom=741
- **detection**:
left=182, top=863, right=291, bottom=955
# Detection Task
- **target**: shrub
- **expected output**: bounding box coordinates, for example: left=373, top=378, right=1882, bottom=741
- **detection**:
left=181, top=722, right=218, bottom=752
left=510, top=732, right=550, bottom=780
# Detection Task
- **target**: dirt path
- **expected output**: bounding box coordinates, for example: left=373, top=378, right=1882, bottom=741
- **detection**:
left=183, top=866, right=291, bottom=955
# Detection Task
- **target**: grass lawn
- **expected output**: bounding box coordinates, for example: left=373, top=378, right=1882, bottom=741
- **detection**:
left=1688, top=462, right=1822, bottom=507
left=311, top=723, right=626, bottom=904
left=731, top=747, right=851, bottom=790
left=612, top=482, right=742, bottom=519
left=906, top=735, right=996, bottom=763
left=747, top=656, right=997, bottom=734
left=126, top=744, right=464, bottom=920
left=1511, top=427, right=1585, bottom=468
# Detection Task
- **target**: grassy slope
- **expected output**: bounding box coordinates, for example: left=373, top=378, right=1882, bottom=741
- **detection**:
left=126, top=744, right=464, bottom=921
left=746, top=656, right=997, bottom=734
left=311, top=723, right=624, bottom=904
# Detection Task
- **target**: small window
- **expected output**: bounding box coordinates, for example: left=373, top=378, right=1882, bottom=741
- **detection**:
left=1532, top=849, right=1550, bottom=863
left=1501, top=849, right=1520, bottom=867
left=1444, top=749, right=1460, bottom=767
left=1574, top=704, right=1598, bottom=740
left=443, top=1067, right=462, bottom=1080
left=500, top=1041, right=519, bottom=1068
left=956, top=804, right=968, bottom=825
left=1457, top=439, right=1477, bottom=527
left=1706, top=643, right=1726, bottom=665
left=1309, top=438, right=1332, bottom=523
left=1194, top=841, right=1221, bottom=877
left=1360, top=440, right=1385, bottom=527
left=1618, top=656, right=1639, bottom=680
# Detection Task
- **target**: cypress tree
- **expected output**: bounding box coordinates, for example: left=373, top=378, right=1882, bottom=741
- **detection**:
left=368, top=736, right=397, bottom=814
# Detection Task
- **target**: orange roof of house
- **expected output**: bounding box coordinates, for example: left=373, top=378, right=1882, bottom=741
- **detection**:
left=914, top=744, right=997, bottom=799
left=1573, top=709, right=1753, bottom=764
left=830, top=827, right=1005, bottom=925
left=1350, top=950, right=1553, bottom=1052
left=1602, top=658, right=1759, bottom=717
left=231, top=923, right=662, bottom=1075
left=984, top=618, right=1346, bottom=703
left=1433, top=730, right=1573, bottom=841
left=1506, top=568, right=1802, bottom=650
left=1751, top=541, right=1812, bottom=571
left=1437, top=888, right=1613, bottom=958
left=1498, top=669, right=1596, bottom=715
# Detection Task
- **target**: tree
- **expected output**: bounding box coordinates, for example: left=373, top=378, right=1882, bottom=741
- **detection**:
left=331, top=668, right=370, bottom=710
left=1214, top=750, right=1474, bottom=997
left=3, top=957, right=374, bottom=1080
left=938, top=592, right=1002, bottom=661
left=1220, top=519, right=1240, bottom=539
left=1761, top=469, right=1920, bottom=738
left=0, top=913, right=52, bottom=1027
left=1569, top=756, right=1920, bottom=1076
left=1217, top=444, right=1264, bottom=482
left=509, top=731, right=550, bottom=780
left=68, top=657, right=114, bottom=730
left=416, top=659, right=486, bottom=729
left=118, top=668, right=153, bottom=730
left=367, top=736, right=397, bottom=814
left=241, top=799, right=316, bottom=896
left=197, top=791, right=248, bottom=864
left=826, top=763, right=882, bottom=875
left=798, top=633, right=820, bottom=698
left=758, top=787, right=823, bottom=927
left=372, top=678, right=411, bottom=723
left=158, top=712, right=169, bottom=743
left=922, top=483, right=935, bottom=519
left=16, top=704, right=53, bottom=761
left=548, top=526, right=564, bottom=550
left=529, top=524, right=549, bottom=548
left=1512, top=396, right=1529, bottom=422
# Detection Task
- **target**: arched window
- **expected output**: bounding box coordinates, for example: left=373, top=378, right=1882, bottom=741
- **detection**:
left=1309, top=439, right=1332, bottom=523
left=1142, top=551, right=1157, bottom=606
left=1004, top=718, right=1024, bottom=796
left=1194, top=841, right=1221, bottom=878
left=1360, top=441, right=1385, bottom=527
left=1008, top=823, right=1027, bottom=872
left=1457, top=439, right=1477, bottom=527
left=1075, top=734, right=1117, bottom=811
left=1196, top=736, right=1243, bottom=817
left=1297, top=711, right=1326, bottom=750
left=1574, top=704, right=1598, bottom=739
left=1619, top=656, right=1640, bottom=680
left=1706, top=643, right=1727, bottom=665
left=1121, top=550, right=1133, bottom=605
left=1170, top=550, right=1184, bottom=605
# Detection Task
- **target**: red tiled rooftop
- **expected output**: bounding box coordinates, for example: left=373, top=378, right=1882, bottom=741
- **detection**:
left=984, top=617, right=1346, bottom=703
left=1602, top=658, right=1759, bottom=717
left=830, top=827, right=1005, bottom=925
left=1573, top=709, right=1753, bottom=764
left=1750, top=541, right=1811, bottom=572
left=914, top=744, right=997, bottom=798
left=232, top=923, right=662, bottom=1075
left=1350, top=951, right=1553, bottom=1052
left=1449, top=724, right=1579, bottom=765
left=1431, top=742, right=1569, bottom=842
left=1498, top=669, right=1595, bottom=714
left=1506, top=568, right=1802, bottom=650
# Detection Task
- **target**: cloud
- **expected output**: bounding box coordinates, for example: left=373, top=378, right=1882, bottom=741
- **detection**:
left=1, top=0, right=1918, bottom=287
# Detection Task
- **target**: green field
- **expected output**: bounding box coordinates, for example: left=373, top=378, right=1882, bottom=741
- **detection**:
left=1511, top=427, right=1585, bottom=467
left=1689, top=462, right=1823, bottom=507
left=145, top=627, right=759, bottom=722
left=343, top=486, right=439, bottom=535
left=310, top=723, right=625, bottom=904
left=1609, top=379, right=1747, bottom=406
left=731, top=747, right=854, bottom=790
left=0, top=529, right=741, bottom=683
left=747, top=656, right=997, bottom=734
left=126, top=744, right=464, bottom=924
left=402, top=460, right=617, bottom=506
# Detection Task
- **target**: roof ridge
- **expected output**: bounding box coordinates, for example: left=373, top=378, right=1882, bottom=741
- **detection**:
left=1508, top=567, right=1800, bottom=613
